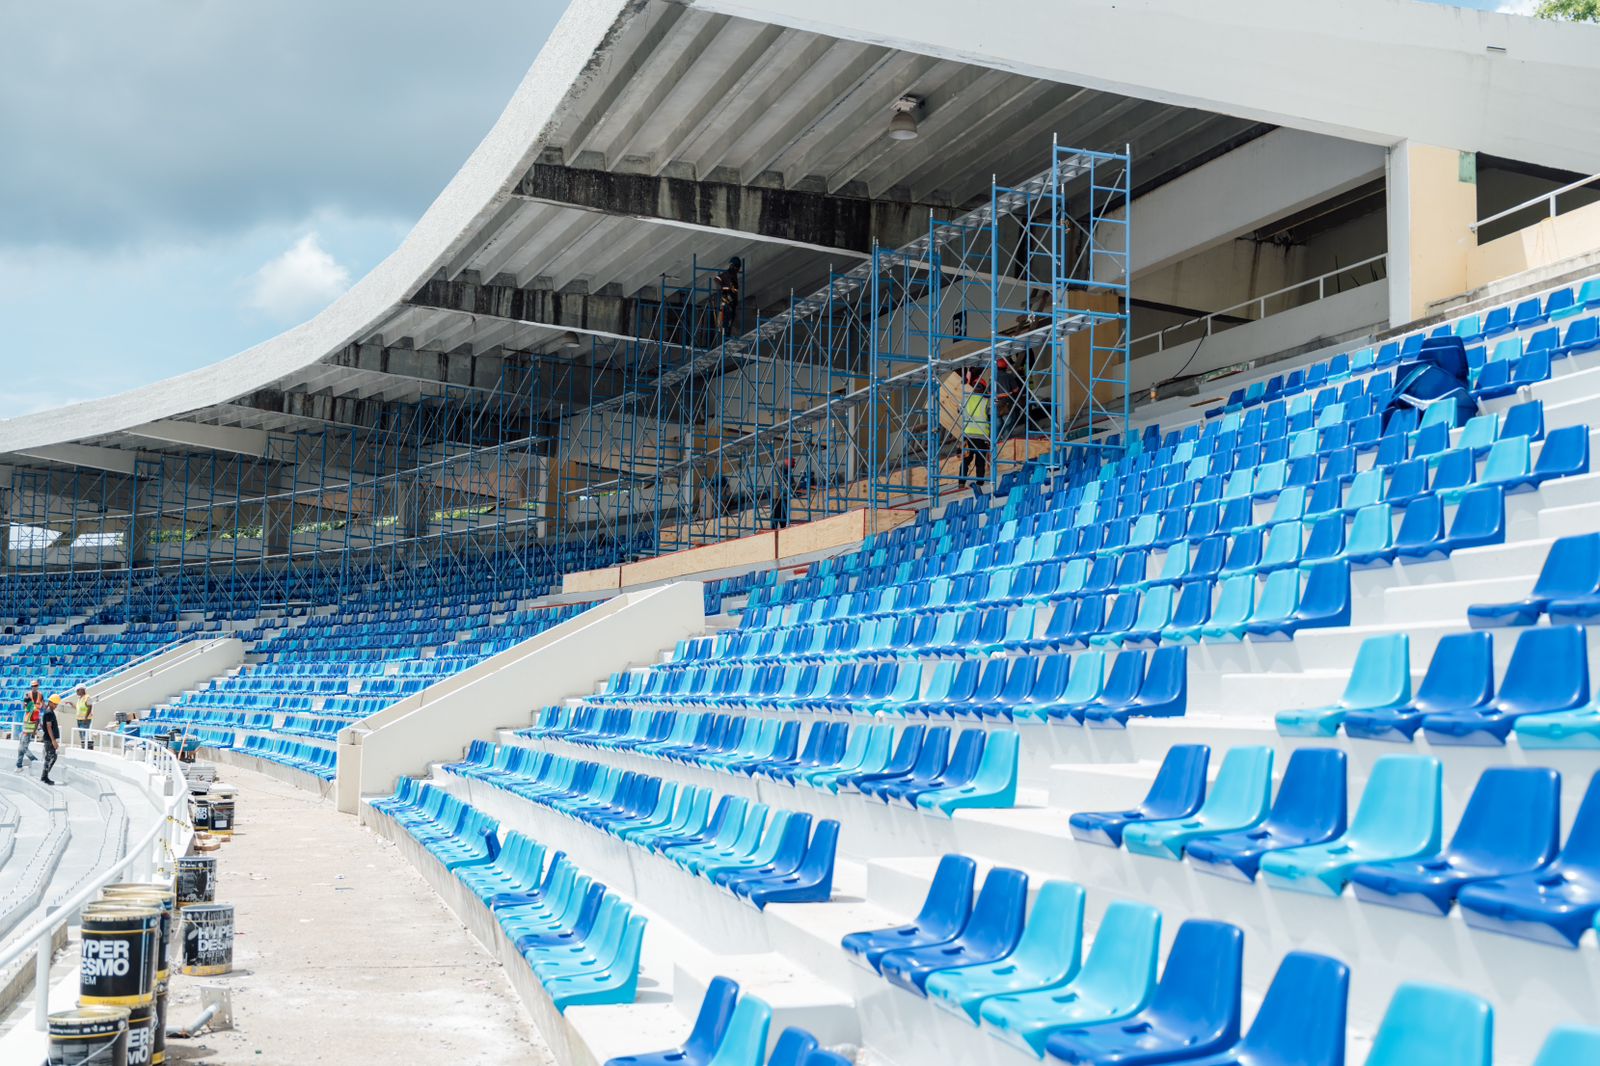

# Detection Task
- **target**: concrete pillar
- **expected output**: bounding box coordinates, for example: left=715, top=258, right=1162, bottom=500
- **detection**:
left=1386, top=141, right=1479, bottom=326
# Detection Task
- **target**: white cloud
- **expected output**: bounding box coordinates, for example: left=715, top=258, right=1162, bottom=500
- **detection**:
left=245, top=232, right=351, bottom=318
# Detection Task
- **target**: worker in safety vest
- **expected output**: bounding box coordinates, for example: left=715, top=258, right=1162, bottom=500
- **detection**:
left=15, top=680, right=43, bottom=770
left=73, top=686, right=94, bottom=749
left=959, top=367, right=991, bottom=488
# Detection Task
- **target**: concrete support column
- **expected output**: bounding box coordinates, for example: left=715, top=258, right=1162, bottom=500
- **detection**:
left=1386, top=141, right=1479, bottom=326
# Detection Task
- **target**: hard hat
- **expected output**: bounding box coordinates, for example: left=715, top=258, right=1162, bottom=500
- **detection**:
left=76, top=685, right=87, bottom=693
left=48, top=694, right=61, bottom=705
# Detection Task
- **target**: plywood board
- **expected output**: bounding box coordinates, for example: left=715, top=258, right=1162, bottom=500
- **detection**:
left=621, top=531, right=777, bottom=586
left=562, top=567, right=621, bottom=594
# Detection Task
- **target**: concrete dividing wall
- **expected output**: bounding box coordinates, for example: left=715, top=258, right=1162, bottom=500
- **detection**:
left=85, top=637, right=244, bottom=729
left=339, top=580, right=704, bottom=814
left=1468, top=198, right=1600, bottom=292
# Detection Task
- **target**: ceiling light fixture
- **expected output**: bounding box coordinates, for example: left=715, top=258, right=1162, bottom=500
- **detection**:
left=888, top=94, right=922, bottom=141
left=559, top=330, right=582, bottom=350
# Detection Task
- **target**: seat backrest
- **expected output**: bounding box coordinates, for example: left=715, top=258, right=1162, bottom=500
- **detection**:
left=1270, top=748, right=1348, bottom=839
left=1531, top=534, right=1600, bottom=599
left=1199, top=746, right=1274, bottom=824
left=1235, top=951, right=1349, bottom=1066
left=1449, top=767, right=1561, bottom=871
left=962, top=867, right=1029, bottom=955
left=1145, top=919, right=1243, bottom=1034
left=1497, top=625, right=1589, bottom=714
left=706, top=995, right=772, bottom=1066
left=912, top=854, right=977, bottom=935
left=1560, top=771, right=1600, bottom=869
left=1365, top=983, right=1492, bottom=1066
left=765, top=1028, right=821, bottom=1066
left=1142, top=744, right=1209, bottom=818
left=682, top=976, right=741, bottom=1062
left=1531, top=1025, right=1600, bottom=1066
left=1349, top=755, right=1442, bottom=853
left=1344, top=633, right=1412, bottom=709
left=1074, top=900, right=1162, bottom=1011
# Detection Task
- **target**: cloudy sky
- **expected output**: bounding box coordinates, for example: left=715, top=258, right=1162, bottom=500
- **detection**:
left=0, top=0, right=564, bottom=419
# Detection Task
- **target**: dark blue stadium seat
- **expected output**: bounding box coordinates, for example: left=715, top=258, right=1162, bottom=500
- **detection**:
left=1469, top=534, right=1600, bottom=627
left=1042, top=919, right=1243, bottom=1066
left=878, top=866, right=1028, bottom=994
left=842, top=854, right=975, bottom=971
left=1176, top=951, right=1349, bottom=1066
left=1350, top=767, right=1561, bottom=915
left=1186, top=749, right=1348, bottom=881
left=1458, top=770, right=1600, bottom=947
left=1423, top=625, right=1589, bottom=745
left=603, top=976, right=738, bottom=1066
left=1069, top=744, right=1209, bottom=847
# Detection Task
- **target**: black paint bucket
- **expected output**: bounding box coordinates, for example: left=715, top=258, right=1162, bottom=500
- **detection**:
left=47, top=1006, right=129, bottom=1066
left=192, top=798, right=211, bottom=833
left=79, top=903, right=160, bottom=1007
left=176, top=856, right=216, bottom=907
left=100, top=886, right=175, bottom=982
left=124, top=1001, right=155, bottom=1066
left=179, top=902, right=234, bottom=976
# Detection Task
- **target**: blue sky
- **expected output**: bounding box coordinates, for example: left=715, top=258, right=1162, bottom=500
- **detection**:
left=0, top=0, right=565, bottom=419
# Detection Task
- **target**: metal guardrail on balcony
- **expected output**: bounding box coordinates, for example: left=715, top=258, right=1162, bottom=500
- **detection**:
left=1470, top=172, right=1600, bottom=235
left=1130, top=253, right=1388, bottom=359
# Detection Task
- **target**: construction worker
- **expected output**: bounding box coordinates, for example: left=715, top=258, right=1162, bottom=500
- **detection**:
left=959, top=368, right=991, bottom=487
left=15, top=680, right=43, bottom=770
left=73, top=685, right=94, bottom=749
left=40, top=694, right=61, bottom=786
left=713, top=257, right=742, bottom=335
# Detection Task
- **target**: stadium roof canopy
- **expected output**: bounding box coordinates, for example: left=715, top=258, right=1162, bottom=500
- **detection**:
left=3, top=0, right=1597, bottom=473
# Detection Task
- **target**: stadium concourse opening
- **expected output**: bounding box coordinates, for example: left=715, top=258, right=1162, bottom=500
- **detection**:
left=4, top=0, right=1600, bottom=1064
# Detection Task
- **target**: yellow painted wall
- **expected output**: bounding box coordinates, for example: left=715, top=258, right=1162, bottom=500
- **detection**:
left=1400, top=143, right=1478, bottom=320
left=1468, top=198, right=1600, bottom=291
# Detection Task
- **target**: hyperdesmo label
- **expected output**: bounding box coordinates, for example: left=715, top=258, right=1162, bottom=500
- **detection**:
left=81, top=938, right=131, bottom=980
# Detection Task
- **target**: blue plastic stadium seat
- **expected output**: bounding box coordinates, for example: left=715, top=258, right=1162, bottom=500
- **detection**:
left=1350, top=767, right=1561, bottom=915
left=1041, top=919, right=1243, bottom=1066
left=842, top=854, right=975, bottom=972
left=1186, top=749, right=1348, bottom=882
left=1344, top=631, right=1495, bottom=742
left=1532, top=1026, right=1600, bottom=1066
left=1422, top=625, right=1589, bottom=745
left=1123, top=746, right=1274, bottom=860
left=1069, top=745, right=1209, bottom=847
left=878, top=866, right=1028, bottom=994
left=1469, top=533, right=1600, bottom=628
left=979, top=900, right=1162, bottom=1057
left=1260, top=754, right=1441, bottom=896
left=1277, top=633, right=1410, bottom=737
left=603, top=976, right=739, bottom=1066
left=1457, top=770, right=1600, bottom=947
left=1364, top=984, right=1492, bottom=1066
left=1176, top=951, right=1349, bottom=1066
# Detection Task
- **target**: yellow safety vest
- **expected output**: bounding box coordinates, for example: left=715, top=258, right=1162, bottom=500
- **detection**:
left=22, top=711, right=38, bottom=736
left=76, top=697, right=93, bottom=722
left=962, top=394, right=991, bottom=439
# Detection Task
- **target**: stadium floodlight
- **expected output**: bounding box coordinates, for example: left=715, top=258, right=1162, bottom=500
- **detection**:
left=888, top=95, right=921, bottom=141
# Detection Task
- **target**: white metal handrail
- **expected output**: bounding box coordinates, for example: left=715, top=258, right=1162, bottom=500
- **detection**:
left=1131, top=253, right=1388, bottom=357
left=0, top=729, right=191, bottom=1030
left=1470, top=172, right=1600, bottom=234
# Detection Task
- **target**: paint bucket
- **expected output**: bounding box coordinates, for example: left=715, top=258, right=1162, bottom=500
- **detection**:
left=152, top=978, right=168, bottom=1065
left=191, top=797, right=212, bottom=833
left=100, top=885, right=176, bottom=982
left=47, top=1006, right=129, bottom=1066
left=124, top=1001, right=155, bottom=1066
left=207, top=786, right=236, bottom=837
left=176, top=855, right=216, bottom=907
left=179, top=902, right=234, bottom=976
left=79, top=903, right=160, bottom=1007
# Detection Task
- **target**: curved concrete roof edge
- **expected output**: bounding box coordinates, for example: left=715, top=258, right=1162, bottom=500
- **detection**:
left=0, top=0, right=635, bottom=455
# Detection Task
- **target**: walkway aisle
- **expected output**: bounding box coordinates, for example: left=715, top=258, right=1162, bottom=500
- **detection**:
left=166, top=765, right=553, bottom=1065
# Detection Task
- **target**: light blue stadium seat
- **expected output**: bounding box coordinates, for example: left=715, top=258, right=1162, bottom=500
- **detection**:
left=1123, top=746, right=1274, bottom=860
left=1260, top=754, right=1441, bottom=896
left=1532, top=1026, right=1600, bottom=1066
left=925, top=880, right=1085, bottom=1023
left=1277, top=633, right=1410, bottom=737
left=1364, top=984, right=1492, bottom=1066
left=979, top=900, right=1161, bottom=1057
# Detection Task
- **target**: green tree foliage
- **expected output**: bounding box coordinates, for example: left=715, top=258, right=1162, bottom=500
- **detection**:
left=1536, top=0, right=1600, bottom=22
